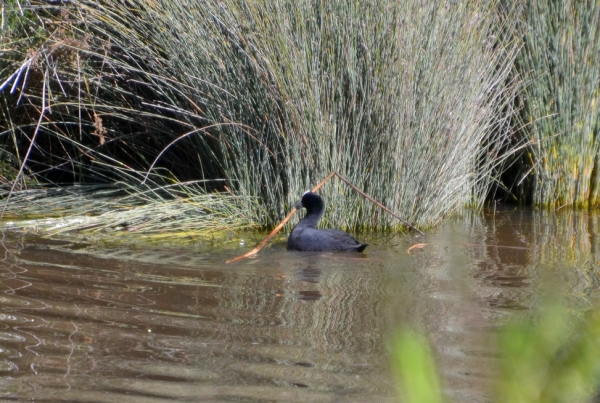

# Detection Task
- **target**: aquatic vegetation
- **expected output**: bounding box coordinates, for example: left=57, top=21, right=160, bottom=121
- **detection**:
left=3, top=0, right=599, bottom=237
left=1, top=182, right=257, bottom=242
left=1, top=0, right=520, bottom=234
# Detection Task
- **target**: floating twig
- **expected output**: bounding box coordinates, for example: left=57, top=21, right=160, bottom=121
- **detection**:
left=407, top=243, right=428, bottom=254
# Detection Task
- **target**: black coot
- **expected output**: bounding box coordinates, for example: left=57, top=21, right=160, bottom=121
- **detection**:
left=287, top=191, right=368, bottom=252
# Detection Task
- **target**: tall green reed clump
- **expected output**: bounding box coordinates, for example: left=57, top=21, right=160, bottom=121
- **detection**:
left=238, top=0, right=520, bottom=229
left=514, top=0, right=600, bottom=207
left=1, top=0, right=520, bottom=230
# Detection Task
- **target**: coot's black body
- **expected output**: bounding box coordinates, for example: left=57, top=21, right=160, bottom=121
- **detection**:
left=287, top=192, right=368, bottom=252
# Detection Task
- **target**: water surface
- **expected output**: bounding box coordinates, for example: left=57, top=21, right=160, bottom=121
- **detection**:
left=1, top=208, right=600, bottom=402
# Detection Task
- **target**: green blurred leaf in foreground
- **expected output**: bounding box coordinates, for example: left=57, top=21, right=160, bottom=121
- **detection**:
left=498, top=306, right=600, bottom=403
left=392, top=305, right=600, bottom=403
left=392, top=329, right=444, bottom=403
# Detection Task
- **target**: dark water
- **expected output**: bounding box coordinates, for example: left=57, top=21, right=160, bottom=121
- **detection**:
left=1, top=208, right=600, bottom=402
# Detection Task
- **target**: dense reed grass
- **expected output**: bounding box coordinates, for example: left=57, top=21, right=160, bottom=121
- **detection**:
left=0, top=0, right=521, bottom=234
left=514, top=0, right=600, bottom=207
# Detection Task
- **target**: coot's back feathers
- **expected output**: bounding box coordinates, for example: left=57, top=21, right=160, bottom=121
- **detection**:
left=287, top=192, right=368, bottom=252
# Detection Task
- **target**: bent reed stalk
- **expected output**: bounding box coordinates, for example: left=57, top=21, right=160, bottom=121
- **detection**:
left=1, top=0, right=521, bottom=237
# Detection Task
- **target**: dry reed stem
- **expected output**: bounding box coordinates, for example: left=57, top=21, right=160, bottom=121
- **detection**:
left=1, top=69, right=47, bottom=218
left=226, top=170, right=423, bottom=263
left=334, top=172, right=425, bottom=235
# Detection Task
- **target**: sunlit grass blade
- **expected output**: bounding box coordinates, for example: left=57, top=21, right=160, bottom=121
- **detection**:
left=391, top=329, right=444, bottom=403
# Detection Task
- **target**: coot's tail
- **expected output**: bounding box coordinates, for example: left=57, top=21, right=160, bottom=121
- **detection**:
left=356, top=244, right=368, bottom=252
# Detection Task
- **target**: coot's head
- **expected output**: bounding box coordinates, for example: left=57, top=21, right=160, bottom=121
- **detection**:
left=295, top=191, right=325, bottom=217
